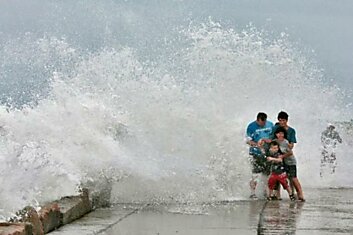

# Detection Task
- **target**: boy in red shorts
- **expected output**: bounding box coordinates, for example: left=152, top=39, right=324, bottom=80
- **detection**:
left=266, top=141, right=295, bottom=201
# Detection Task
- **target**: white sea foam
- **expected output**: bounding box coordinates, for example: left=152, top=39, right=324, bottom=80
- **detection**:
left=0, top=19, right=352, bottom=219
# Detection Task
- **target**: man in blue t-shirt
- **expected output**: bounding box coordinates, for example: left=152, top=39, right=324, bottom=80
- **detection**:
left=246, top=112, right=274, bottom=199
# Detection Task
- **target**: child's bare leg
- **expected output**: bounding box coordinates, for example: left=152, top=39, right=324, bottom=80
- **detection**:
left=286, top=187, right=292, bottom=195
left=267, top=188, right=274, bottom=201
left=274, top=182, right=281, bottom=199
left=268, top=189, right=273, bottom=198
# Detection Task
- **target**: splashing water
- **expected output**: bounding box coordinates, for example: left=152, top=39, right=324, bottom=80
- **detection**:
left=0, top=18, right=352, bottom=219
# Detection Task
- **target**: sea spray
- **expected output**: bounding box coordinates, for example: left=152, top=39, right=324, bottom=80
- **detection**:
left=0, top=20, right=352, bottom=219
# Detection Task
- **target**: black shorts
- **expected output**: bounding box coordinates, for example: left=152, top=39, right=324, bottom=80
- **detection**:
left=284, top=165, right=297, bottom=178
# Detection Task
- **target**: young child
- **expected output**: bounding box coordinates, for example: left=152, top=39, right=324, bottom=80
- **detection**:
left=266, top=141, right=295, bottom=201
left=274, top=127, right=305, bottom=201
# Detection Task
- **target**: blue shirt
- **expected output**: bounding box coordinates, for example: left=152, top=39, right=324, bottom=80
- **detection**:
left=246, top=120, right=274, bottom=142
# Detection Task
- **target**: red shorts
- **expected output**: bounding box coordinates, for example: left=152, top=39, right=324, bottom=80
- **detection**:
left=268, top=173, right=289, bottom=190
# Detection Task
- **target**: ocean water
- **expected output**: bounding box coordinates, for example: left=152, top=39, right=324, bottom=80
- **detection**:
left=0, top=1, right=352, bottom=219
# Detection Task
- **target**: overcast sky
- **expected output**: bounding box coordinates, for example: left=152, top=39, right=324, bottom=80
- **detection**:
left=189, top=0, right=353, bottom=101
left=1, top=0, right=352, bottom=103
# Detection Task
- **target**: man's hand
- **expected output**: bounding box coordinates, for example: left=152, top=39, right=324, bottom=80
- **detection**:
left=247, top=140, right=257, bottom=147
left=257, top=139, right=265, bottom=147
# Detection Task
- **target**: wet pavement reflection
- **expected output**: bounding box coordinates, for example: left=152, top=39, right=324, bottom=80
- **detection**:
left=50, top=188, right=353, bottom=235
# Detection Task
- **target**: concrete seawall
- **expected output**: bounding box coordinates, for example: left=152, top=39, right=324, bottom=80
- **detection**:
left=0, top=188, right=106, bottom=235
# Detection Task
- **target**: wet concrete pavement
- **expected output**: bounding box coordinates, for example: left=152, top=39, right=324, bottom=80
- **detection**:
left=49, top=188, right=353, bottom=235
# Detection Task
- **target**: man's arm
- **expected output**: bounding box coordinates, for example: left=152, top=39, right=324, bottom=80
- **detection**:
left=246, top=124, right=256, bottom=146
left=246, top=138, right=257, bottom=146
left=267, top=156, right=282, bottom=163
left=287, top=127, right=297, bottom=149
left=279, top=150, right=293, bottom=159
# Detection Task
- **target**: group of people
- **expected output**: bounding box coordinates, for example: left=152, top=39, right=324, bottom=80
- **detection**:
left=246, top=111, right=305, bottom=201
